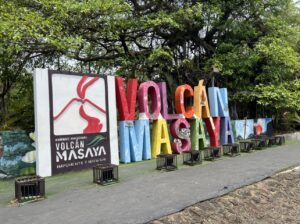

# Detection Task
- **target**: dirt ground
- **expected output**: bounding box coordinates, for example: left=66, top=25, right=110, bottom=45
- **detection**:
left=150, top=168, right=300, bottom=224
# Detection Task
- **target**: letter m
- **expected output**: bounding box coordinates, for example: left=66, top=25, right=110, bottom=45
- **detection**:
left=119, top=120, right=151, bottom=163
left=56, top=151, right=67, bottom=162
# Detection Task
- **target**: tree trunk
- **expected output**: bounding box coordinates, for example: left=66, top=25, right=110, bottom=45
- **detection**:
left=231, top=101, right=239, bottom=120
left=0, top=94, right=6, bottom=120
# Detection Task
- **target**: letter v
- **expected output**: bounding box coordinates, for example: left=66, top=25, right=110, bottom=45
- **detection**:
left=115, top=77, right=138, bottom=120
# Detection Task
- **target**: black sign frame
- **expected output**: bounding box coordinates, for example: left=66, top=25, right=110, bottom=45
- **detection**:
left=48, top=70, right=111, bottom=174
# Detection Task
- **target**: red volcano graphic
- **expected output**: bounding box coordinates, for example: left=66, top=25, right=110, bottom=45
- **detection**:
left=254, top=123, right=263, bottom=135
left=53, top=75, right=106, bottom=134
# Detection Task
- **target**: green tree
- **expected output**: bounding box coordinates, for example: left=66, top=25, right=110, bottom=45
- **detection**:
left=0, top=0, right=299, bottom=129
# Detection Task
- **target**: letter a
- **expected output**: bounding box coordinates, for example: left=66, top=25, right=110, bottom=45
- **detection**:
left=194, top=80, right=211, bottom=118
left=151, top=118, right=172, bottom=158
left=220, top=117, right=235, bottom=144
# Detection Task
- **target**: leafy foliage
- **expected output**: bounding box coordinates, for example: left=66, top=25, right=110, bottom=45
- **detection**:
left=252, top=80, right=300, bottom=111
left=0, top=0, right=299, bottom=129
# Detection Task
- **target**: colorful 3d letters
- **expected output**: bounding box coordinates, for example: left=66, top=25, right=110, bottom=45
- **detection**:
left=138, top=81, right=161, bottom=120
left=208, top=87, right=229, bottom=117
left=190, top=118, right=207, bottom=150
left=119, top=120, right=151, bottom=163
left=151, top=118, right=172, bottom=158
left=170, top=119, right=191, bottom=153
left=220, top=117, right=234, bottom=144
left=115, top=77, right=138, bottom=120
left=117, top=78, right=235, bottom=163
left=208, top=86, right=234, bottom=145
left=175, top=84, right=194, bottom=119
left=119, top=121, right=135, bottom=163
left=194, top=80, right=211, bottom=118
left=134, top=119, right=151, bottom=161
left=205, top=117, right=220, bottom=147
left=220, top=88, right=229, bottom=116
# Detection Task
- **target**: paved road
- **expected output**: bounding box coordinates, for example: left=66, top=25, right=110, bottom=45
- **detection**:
left=1, top=143, right=300, bottom=224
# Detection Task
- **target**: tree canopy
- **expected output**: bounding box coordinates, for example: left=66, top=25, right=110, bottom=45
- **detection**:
left=0, top=0, right=299, bottom=129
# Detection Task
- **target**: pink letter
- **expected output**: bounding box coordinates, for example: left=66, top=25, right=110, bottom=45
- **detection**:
left=170, top=119, right=191, bottom=153
left=138, top=81, right=161, bottom=120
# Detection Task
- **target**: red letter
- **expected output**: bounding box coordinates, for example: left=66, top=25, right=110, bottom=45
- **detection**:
left=204, top=117, right=220, bottom=147
left=115, top=77, right=138, bottom=120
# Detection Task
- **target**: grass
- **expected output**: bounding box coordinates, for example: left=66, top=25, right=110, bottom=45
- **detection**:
left=0, top=140, right=299, bottom=206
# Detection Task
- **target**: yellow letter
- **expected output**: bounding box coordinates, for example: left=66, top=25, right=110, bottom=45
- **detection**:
left=151, top=118, right=172, bottom=158
left=194, top=80, right=211, bottom=118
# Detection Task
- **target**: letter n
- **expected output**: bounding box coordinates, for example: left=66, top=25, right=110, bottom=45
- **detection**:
left=208, top=87, right=229, bottom=117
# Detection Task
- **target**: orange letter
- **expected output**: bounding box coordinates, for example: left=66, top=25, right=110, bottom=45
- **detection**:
left=175, top=84, right=194, bottom=119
